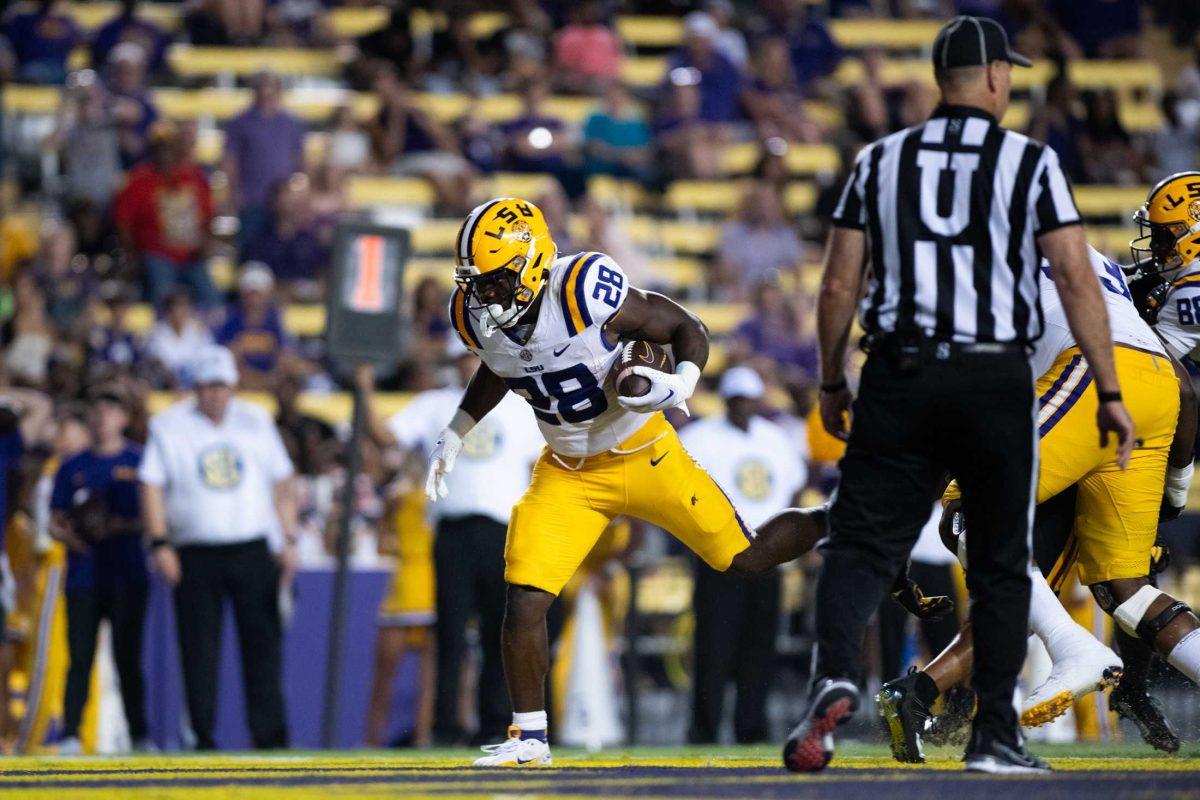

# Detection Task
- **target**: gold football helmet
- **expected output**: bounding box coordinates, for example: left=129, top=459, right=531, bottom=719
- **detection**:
left=1131, top=172, right=1200, bottom=279
left=454, top=197, right=555, bottom=334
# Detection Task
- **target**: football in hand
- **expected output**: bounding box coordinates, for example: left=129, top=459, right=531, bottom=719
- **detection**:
left=613, top=340, right=673, bottom=397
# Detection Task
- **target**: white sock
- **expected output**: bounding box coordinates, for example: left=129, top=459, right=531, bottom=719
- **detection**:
left=1167, top=628, right=1200, bottom=684
left=512, top=710, right=548, bottom=734
left=1027, top=565, right=1096, bottom=662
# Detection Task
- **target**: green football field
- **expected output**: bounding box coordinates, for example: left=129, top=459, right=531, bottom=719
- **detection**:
left=0, top=742, right=1194, bottom=799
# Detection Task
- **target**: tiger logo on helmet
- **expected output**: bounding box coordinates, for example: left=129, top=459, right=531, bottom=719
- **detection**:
left=454, top=198, right=556, bottom=336
left=1130, top=171, right=1200, bottom=280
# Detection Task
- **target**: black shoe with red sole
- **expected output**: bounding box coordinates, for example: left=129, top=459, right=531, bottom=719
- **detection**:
left=782, top=678, right=860, bottom=773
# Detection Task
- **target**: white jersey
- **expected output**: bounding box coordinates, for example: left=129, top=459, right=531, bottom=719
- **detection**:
left=1029, top=245, right=1166, bottom=378
left=451, top=251, right=646, bottom=458
left=1149, top=260, right=1200, bottom=362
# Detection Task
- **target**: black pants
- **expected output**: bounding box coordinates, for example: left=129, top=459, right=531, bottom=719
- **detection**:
left=689, top=562, right=780, bottom=744
left=878, top=561, right=959, bottom=683
left=174, top=538, right=287, bottom=750
left=433, top=515, right=508, bottom=743
left=63, top=582, right=149, bottom=739
left=816, top=350, right=1035, bottom=742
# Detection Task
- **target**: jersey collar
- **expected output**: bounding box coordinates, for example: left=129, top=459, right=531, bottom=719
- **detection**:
left=930, top=104, right=998, bottom=125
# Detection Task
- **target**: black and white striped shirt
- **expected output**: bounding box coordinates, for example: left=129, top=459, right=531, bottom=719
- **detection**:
left=832, top=105, right=1081, bottom=344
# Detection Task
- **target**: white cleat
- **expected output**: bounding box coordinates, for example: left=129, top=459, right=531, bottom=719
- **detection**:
left=1021, top=641, right=1123, bottom=728
left=56, top=737, right=83, bottom=756
left=472, top=727, right=553, bottom=767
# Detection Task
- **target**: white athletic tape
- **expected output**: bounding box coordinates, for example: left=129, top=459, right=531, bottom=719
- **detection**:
left=1166, top=462, right=1194, bottom=509
left=1113, top=584, right=1165, bottom=637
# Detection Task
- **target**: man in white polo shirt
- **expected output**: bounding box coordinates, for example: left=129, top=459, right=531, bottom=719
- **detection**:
left=139, top=344, right=297, bottom=750
left=680, top=366, right=807, bottom=744
left=360, top=340, right=542, bottom=745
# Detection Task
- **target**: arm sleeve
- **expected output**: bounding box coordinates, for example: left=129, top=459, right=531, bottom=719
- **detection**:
left=1032, top=146, right=1082, bottom=234
left=386, top=396, right=432, bottom=450
left=571, top=253, right=629, bottom=329
left=830, top=147, right=870, bottom=230
left=263, top=418, right=296, bottom=481
left=1155, top=285, right=1200, bottom=361
left=138, top=426, right=168, bottom=486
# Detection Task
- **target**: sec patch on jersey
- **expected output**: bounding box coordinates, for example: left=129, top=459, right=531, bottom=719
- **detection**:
left=613, top=340, right=673, bottom=397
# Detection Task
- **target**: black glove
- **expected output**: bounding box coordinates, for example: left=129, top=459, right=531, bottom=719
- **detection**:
left=891, top=573, right=955, bottom=621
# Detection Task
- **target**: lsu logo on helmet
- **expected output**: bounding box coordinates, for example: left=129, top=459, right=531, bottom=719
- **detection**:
left=453, top=198, right=556, bottom=335
left=1130, top=172, right=1200, bottom=279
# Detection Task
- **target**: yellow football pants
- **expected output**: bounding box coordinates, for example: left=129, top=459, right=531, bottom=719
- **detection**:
left=1037, top=346, right=1178, bottom=585
left=505, top=413, right=752, bottom=595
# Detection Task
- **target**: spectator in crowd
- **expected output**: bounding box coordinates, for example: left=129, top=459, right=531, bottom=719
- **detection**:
left=682, top=367, right=806, bottom=744
left=34, top=224, right=92, bottom=336
left=349, top=6, right=415, bottom=89
left=535, top=182, right=581, bottom=254
left=1026, top=73, right=1086, bottom=184
left=779, top=2, right=841, bottom=90
left=274, top=369, right=337, bottom=478
left=420, top=4, right=492, bottom=94
left=1081, top=89, right=1144, bottom=184
left=491, top=0, right=553, bottom=92
left=1157, top=91, right=1200, bottom=176
left=222, top=69, right=306, bottom=245
left=581, top=196, right=652, bottom=288
left=3, top=0, right=82, bottom=85
left=307, top=162, right=348, bottom=249
left=655, top=70, right=723, bottom=180
left=845, top=47, right=894, bottom=143
left=411, top=277, right=452, bottom=345
left=498, top=81, right=574, bottom=182
left=114, top=121, right=216, bottom=309
left=1051, top=0, right=1142, bottom=58
left=552, top=0, right=624, bottom=94
left=50, top=386, right=149, bottom=755
left=145, top=290, right=214, bottom=389
left=717, top=183, right=804, bottom=297
left=743, top=37, right=822, bottom=144
left=47, top=70, right=124, bottom=213
left=241, top=176, right=328, bottom=289
left=86, top=282, right=140, bottom=372
left=665, top=13, right=744, bottom=125
left=583, top=82, right=653, bottom=182
left=214, top=263, right=294, bottom=391
left=2, top=273, right=56, bottom=388
left=704, top=0, right=749, bottom=71
left=326, top=104, right=370, bottom=172
left=106, top=43, right=159, bottom=169
left=139, top=345, right=297, bottom=751
left=91, top=0, right=171, bottom=76
left=369, top=67, right=474, bottom=211
left=359, top=342, right=541, bottom=746
left=732, top=279, right=818, bottom=382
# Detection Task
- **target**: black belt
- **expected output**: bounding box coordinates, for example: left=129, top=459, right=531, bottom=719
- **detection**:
left=864, top=333, right=1028, bottom=372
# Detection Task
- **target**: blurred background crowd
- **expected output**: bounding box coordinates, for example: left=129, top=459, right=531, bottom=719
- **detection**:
left=0, top=0, right=1197, bottom=754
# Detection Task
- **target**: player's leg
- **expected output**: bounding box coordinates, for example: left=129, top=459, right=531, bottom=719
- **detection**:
left=474, top=454, right=612, bottom=767
left=688, top=563, right=741, bottom=744
left=61, top=589, right=102, bottom=750
left=365, top=625, right=407, bottom=747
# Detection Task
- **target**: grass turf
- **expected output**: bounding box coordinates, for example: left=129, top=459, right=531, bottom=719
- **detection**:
left=0, top=743, right=1193, bottom=799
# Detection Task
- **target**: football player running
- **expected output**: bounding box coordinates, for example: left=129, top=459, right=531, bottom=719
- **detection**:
left=878, top=177, right=1200, bottom=761
left=431, top=198, right=826, bottom=767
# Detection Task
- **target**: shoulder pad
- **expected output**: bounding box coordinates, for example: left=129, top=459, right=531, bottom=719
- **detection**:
left=556, top=252, right=627, bottom=337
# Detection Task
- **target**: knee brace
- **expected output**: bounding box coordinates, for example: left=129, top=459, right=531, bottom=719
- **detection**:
left=1111, top=585, right=1193, bottom=642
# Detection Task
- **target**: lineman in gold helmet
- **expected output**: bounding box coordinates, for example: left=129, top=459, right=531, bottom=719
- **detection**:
left=432, top=197, right=829, bottom=766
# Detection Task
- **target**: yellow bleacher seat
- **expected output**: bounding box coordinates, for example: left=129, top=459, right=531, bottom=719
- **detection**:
left=404, top=258, right=452, bottom=286
left=688, top=302, right=746, bottom=336
left=484, top=172, right=559, bottom=199
left=1073, top=186, right=1148, bottom=218
left=344, top=176, right=435, bottom=210
left=1069, top=60, right=1162, bottom=92
left=283, top=304, right=326, bottom=337
left=1088, top=226, right=1137, bottom=256
left=659, top=221, right=722, bottom=255
left=410, top=220, right=462, bottom=255
left=326, top=6, right=390, bottom=38
left=828, top=19, right=941, bottom=50
left=3, top=85, right=60, bottom=115
left=622, top=56, right=667, bottom=88
left=149, top=390, right=414, bottom=426
left=588, top=176, right=653, bottom=211
left=784, top=182, right=818, bottom=216
left=167, top=45, right=341, bottom=78
left=805, top=101, right=844, bottom=129
left=66, top=1, right=181, bottom=31
left=722, top=142, right=841, bottom=176
left=647, top=257, right=706, bottom=286
left=665, top=180, right=746, bottom=213
left=155, top=88, right=252, bottom=120
left=616, top=16, right=683, bottom=49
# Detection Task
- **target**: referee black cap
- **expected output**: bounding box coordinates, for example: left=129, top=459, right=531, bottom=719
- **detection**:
left=932, top=16, right=1031, bottom=69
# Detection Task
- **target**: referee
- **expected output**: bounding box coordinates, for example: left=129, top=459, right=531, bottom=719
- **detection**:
left=783, top=16, right=1134, bottom=775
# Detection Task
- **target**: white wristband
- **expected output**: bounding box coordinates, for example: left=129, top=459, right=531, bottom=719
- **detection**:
left=1166, top=461, right=1194, bottom=508
left=448, top=408, right=476, bottom=439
